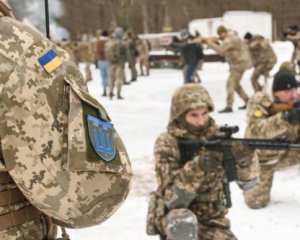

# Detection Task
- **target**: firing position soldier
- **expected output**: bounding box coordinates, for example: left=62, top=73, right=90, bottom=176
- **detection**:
left=147, top=84, right=258, bottom=240
left=244, top=70, right=300, bottom=209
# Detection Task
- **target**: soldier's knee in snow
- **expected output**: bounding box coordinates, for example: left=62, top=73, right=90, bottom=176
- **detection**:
left=166, top=209, right=198, bottom=240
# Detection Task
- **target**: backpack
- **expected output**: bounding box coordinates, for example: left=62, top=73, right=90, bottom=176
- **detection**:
left=104, top=39, right=121, bottom=63
left=0, top=17, right=132, bottom=228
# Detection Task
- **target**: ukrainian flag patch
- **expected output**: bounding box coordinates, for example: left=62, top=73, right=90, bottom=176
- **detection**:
left=38, top=49, right=62, bottom=73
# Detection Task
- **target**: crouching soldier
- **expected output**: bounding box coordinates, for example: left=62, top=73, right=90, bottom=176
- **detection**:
left=147, top=84, right=259, bottom=240
left=244, top=70, right=300, bottom=209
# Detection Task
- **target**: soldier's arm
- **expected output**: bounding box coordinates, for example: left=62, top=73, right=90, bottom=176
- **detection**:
left=206, top=37, right=235, bottom=56
left=287, top=32, right=300, bottom=41
left=154, top=133, right=205, bottom=209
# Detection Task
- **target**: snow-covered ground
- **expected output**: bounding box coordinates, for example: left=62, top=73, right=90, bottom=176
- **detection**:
left=62, top=41, right=300, bottom=240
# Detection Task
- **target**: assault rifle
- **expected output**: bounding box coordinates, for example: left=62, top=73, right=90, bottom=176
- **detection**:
left=177, top=125, right=300, bottom=207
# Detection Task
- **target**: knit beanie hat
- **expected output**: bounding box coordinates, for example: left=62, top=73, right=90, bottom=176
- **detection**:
left=272, top=70, right=298, bottom=92
left=244, top=32, right=253, bottom=40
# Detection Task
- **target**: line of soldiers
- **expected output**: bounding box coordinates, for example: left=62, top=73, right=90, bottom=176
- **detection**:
left=147, top=25, right=300, bottom=240
left=58, top=27, right=151, bottom=100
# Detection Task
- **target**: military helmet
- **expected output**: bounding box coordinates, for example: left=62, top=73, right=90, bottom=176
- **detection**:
left=217, top=25, right=227, bottom=35
left=279, top=61, right=296, bottom=76
left=170, top=83, right=214, bottom=122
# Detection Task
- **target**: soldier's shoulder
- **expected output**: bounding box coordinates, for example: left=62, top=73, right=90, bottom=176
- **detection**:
left=0, top=17, right=44, bottom=64
left=155, top=132, right=177, bottom=152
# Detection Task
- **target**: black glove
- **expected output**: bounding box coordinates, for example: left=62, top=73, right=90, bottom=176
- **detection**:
left=284, top=100, right=300, bottom=124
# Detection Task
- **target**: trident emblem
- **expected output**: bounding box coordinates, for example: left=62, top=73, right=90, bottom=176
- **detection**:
left=87, top=115, right=116, bottom=162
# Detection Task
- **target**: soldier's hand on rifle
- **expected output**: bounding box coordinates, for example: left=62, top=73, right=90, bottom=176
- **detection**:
left=284, top=100, right=300, bottom=124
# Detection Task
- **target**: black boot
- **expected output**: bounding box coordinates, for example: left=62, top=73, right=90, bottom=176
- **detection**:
left=218, top=107, right=233, bottom=113
left=117, top=94, right=124, bottom=100
left=102, top=89, right=107, bottom=97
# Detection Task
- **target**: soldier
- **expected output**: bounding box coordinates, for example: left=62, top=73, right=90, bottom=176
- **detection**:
left=126, top=32, right=138, bottom=82
left=0, top=1, right=132, bottom=239
left=244, top=70, right=300, bottom=209
left=148, top=84, right=258, bottom=240
left=285, top=25, right=300, bottom=74
left=137, top=37, right=150, bottom=76
left=244, top=32, right=277, bottom=92
left=205, top=26, right=252, bottom=113
left=105, top=27, right=128, bottom=99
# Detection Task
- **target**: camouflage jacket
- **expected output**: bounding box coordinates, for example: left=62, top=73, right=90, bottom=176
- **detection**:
left=287, top=32, right=300, bottom=60
left=245, top=91, right=300, bottom=164
left=248, top=35, right=277, bottom=67
left=154, top=118, right=257, bottom=234
left=207, top=31, right=252, bottom=72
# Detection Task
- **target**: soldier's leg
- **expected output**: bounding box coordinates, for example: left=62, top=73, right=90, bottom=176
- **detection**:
left=166, top=208, right=198, bottom=240
left=116, top=65, right=124, bottom=99
left=109, top=64, right=116, bottom=99
left=139, top=58, right=144, bottom=76
left=225, top=70, right=236, bottom=108
left=233, top=69, right=249, bottom=103
left=198, top=222, right=237, bottom=240
left=276, top=150, right=300, bottom=169
left=243, top=164, right=275, bottom=209
left=251, top=65, right=264, bottom=92
left=145, top=56, right=150, bottom=75
left=85, top=63, right=92, bottom=82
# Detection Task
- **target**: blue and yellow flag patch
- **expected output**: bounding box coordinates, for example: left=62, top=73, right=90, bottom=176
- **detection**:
left=38, top=49, right=62, bottom=73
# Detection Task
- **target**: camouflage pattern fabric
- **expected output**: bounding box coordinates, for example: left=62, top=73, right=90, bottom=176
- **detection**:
left=247, top=35, right=277, bottom=92
left=137, top=39, right=150, bottom=76
left=0, top=15, right=132, bottom=230
left=0, top=218, right=47, bottom=240
left=109, top=63, right=125, bottom=97
left=244, top=91, right=300, bottom=208
left=287, top=32, right=300, bottom=62
left=151, top=84, right=257, bottom=239
left=207, top=31, right=252, bottom=108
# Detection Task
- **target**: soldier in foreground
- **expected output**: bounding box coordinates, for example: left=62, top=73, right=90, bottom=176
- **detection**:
left=205, top=26, right=252, bottom=113
left=147, top=84, right=258, bottom=240
left=244, top=70, right=300, bottom=209
left=284, top=25, right=300, bottom=74
left=244, top=32, right=277, bottom=92
left=0, top=1, right=132, bottom=239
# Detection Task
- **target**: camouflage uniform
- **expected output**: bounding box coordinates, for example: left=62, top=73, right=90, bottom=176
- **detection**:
left=247, top=35, right=277, bottom=92
left=126, top=34, right=138, bottom=82
left=0, top=4, right=132, bottom=239
left=0, top=5, right=49, bottom=239
left=207, top=31, right=252, bottom=109
left=137, top=38, right=150, bottom=76
left=108, top=28, right=127, bottom=99
left=77, top=41, right=96, bottom=82
left=244, top=91, right=300, bottom=208
left=151, top=84, right=258, bottom=239
left=287, top=31, right=300, bottom=71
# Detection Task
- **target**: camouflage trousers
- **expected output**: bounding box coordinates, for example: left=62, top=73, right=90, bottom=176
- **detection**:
left=85, top=63, right=92, bottom=82
left=0, top=217, right=48, bottom=240
left=244, top=150, right=300, bottom=209
left=226, top=68, right=248, bottom=108
left=251, top=63, right=273, bottom=92
left=128, top=58, right=137, bottom=81
left=158, top=209, right=237, bottom=240
left=109, top=64, right=124, bottom=96
left=139, top=54, right=150, bottom=76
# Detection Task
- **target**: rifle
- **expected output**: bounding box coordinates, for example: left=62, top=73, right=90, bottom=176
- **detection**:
left=177, top=125, right=300, bottom=208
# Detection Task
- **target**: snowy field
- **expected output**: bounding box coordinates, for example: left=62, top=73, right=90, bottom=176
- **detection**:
left=63, top=41, right=300, bottom=240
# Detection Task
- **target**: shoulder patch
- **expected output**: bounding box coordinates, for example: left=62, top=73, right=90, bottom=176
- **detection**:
left=38, top=49, right=62, bottom=73
left=254, top=109, right=263, bottom=118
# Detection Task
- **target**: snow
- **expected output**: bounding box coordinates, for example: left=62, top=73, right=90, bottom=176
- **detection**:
left=61, top=41, right=300, bottom=239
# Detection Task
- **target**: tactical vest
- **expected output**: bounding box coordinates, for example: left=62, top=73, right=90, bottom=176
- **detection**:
left=0, top=16, right=132, bottom=229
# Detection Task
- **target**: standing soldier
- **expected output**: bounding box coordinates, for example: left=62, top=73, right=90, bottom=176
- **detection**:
left=285, top=25, right=300, bottom=74
left=244, top=70, right=300, bottom=209
left=105, top=27, right=128, bottom=99
left=147, top=84, right=258, bottom=240
left=244, top=32, right=277, bottom=92
left=137, top=37, right=151, bottom=76
left=126, top=32, right=138, bottom=82
left=205, top=26, right=252, bottom=113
